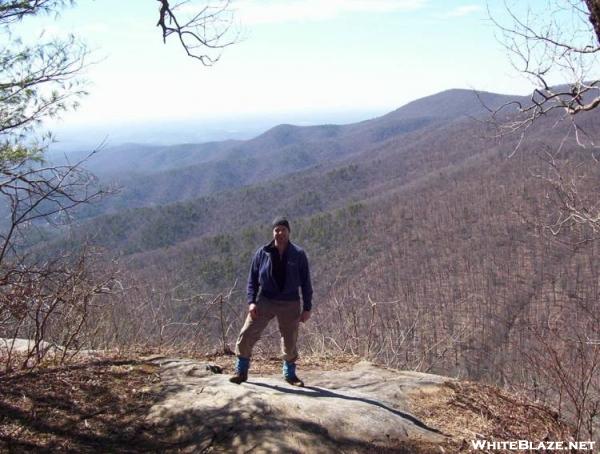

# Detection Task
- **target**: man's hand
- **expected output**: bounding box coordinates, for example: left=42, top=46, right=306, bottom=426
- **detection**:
left=300, top=310, right=311, bottom=323
left=249, top=303, right=258, bottom=320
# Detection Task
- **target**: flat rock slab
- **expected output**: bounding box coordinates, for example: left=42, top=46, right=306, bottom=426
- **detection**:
left=146, top=358, right=450, bottom=453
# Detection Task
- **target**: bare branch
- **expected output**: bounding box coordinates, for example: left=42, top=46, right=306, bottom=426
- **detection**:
left=488, top=1, right=600, bottom=145
left=156, top=0, right=238, bottom=65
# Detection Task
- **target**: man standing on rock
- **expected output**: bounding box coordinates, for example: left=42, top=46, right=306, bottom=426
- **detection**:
left=229, top=216, right=313, bottom=386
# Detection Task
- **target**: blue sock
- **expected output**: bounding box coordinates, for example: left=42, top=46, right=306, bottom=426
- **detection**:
left=283, top=360, right=296, bottom=378
left=235, top=356, right=250, bottom=374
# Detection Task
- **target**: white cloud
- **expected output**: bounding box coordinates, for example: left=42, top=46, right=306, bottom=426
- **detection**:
left=445, top=5, right=482, bottom=18
left=235, top=0, right=428, bottom=25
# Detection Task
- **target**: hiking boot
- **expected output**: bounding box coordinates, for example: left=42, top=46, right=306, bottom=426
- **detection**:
left=284, top=375, right=304, bottom=387
left=229, top=356, right=249, bottom=385
left=283, top=360, right=304, bottom=387
left=229, top=371, right=248, bottom=384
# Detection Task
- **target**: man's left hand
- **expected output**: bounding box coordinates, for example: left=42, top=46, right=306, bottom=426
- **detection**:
left=300, top=311, right=311, bottom=323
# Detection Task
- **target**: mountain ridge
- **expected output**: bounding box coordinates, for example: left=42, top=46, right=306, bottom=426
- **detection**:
left=64, top=88, right=525, bottom=219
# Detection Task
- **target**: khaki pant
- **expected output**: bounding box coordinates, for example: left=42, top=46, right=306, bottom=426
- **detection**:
left=234, top=295, right=302, bottom=362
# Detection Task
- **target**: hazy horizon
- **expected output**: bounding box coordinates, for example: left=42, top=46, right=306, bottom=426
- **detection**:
left=48, top=107, right=389, bottom=153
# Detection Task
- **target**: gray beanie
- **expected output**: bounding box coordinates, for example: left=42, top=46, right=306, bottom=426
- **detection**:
left=272, top=216, right=290, bottom=231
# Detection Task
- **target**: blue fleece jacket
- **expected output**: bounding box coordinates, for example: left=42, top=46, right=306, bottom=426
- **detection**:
left=247, top=241, right=313, bottom=311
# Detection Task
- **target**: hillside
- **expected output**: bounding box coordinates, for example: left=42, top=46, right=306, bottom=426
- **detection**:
left=18, top=88, right=600, bottom=444
left=47, top=90, right=527, bottom=254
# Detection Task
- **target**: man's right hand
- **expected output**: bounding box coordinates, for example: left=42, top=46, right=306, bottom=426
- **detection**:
left=249, top=303, right=258, bottom=320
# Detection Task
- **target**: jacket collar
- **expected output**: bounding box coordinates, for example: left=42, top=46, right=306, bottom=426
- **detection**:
left=263, top=240, right=295, bottom=254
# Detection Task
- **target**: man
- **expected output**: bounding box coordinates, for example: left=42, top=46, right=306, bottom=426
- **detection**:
left=229, top=216, right=313, bottom=386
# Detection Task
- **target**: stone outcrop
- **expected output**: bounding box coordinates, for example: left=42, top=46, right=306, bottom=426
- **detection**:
left=146, top=358, right=450, bottom=453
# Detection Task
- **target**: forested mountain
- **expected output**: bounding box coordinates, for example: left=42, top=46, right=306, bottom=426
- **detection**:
left=41, top=88, right=597, bottom=303
left=23, top=88, right=600, bottom=439
left=48, top=140, right=242, bottom=178
left=57, top=89, right=525, bottom=217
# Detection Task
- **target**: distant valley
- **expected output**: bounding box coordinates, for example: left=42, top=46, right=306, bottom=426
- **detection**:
left=48, top=89, right=525, bottom=218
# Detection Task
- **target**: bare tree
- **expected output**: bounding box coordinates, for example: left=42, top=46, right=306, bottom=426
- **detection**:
left=0, top=0, right=239, bottom=370
left=156, top=0, right=238, bottom=65
left=482, top=3, right=600, bottom=439
left=490, top=1, right=600, bottom=143
left=486, top=1, right=600, bottom=239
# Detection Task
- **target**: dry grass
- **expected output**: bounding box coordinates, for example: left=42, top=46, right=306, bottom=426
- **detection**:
left=0, top=354, right=165, bottom=453
left=407, top=381, right=574, bottom=453
left=204, top=350, right=362, bottom=375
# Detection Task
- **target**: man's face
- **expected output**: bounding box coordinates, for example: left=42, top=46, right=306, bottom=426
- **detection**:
left=273, top=225, right=290, bottom=245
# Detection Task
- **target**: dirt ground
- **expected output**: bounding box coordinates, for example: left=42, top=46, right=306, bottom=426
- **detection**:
left=0, top=355, right=163, bottom=452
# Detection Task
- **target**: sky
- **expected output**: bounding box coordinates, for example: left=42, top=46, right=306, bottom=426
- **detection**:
left=13, top=0, right=588, bottom=148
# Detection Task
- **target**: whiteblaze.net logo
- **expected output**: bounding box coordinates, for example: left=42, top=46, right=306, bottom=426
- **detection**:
left=470, top=440, right=596, bottom=451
